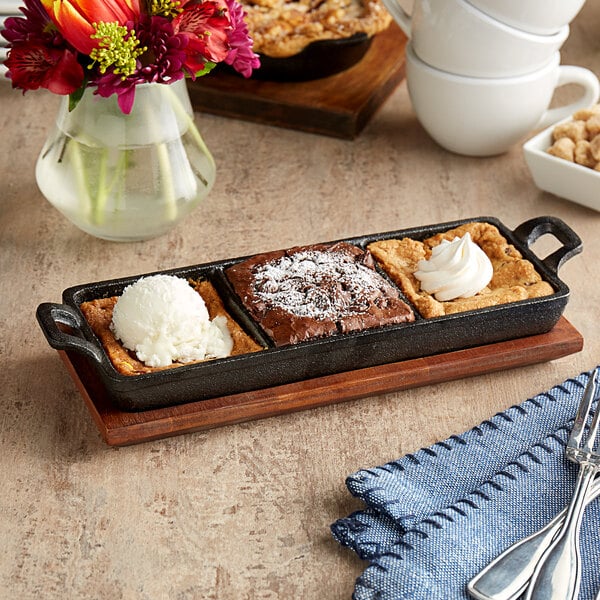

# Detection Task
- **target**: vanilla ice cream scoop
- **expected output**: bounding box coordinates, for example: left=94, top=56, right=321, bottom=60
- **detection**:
left=111, top=274, right=233, bottom=368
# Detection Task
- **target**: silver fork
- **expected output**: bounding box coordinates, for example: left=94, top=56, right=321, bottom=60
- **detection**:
left=467, top=478, right=600, bottom=600
left=524, top=368, right=600, bottom=600
left=467, top=369, right=599, bottom=600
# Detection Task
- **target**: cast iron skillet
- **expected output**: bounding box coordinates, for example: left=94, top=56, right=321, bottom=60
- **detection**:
left=250, top=33, right=373, bottom=81
left=36, top=216, right=582, bottom=411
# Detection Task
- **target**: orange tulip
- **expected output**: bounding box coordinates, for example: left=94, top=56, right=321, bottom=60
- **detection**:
left=40, top=0, right=141, bottom=54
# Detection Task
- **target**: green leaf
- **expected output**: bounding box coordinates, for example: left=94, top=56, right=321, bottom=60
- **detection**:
left=68, top=84, right=86, bottom=112
left=195, top=62, right=216, bottom=78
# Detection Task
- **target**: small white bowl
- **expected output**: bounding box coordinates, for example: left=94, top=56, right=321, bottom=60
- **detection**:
left=523, top=118, right=600, bottom=212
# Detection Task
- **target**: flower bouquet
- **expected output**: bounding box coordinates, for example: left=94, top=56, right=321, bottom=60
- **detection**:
left=1, top=0, right=260, bottom=241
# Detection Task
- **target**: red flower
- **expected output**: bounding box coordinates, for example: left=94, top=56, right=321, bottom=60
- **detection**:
left=1, top=0, right=259, bottom=109
left=172, top=0, right=231, bottom=76
left=5, top=42, right=84, bottom=94
left=39, top=0, right=141, bottom=54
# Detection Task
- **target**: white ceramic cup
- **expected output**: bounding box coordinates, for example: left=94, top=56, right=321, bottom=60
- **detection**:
left=466, top=0, right=586, bottom=36
left=405, top=44, right=600, bottom=157
left=383, top=0, right=570, bottom=78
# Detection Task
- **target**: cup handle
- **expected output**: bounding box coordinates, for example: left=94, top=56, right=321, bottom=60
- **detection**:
left=380, top=0, right=412, bottom=36
left=536, top=66, right=600, bottom=130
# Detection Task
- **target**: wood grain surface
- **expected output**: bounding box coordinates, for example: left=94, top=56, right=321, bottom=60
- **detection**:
left=60, top=317, right=583, bottom=446
left=187, top=23, right=408, bottom=138
left=2, top=2, right=600, bottom=598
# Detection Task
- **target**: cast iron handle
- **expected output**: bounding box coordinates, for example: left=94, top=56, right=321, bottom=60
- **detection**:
left=36, top=302, right=105, bottom=363
left=512, top=216, right=582, bottom=274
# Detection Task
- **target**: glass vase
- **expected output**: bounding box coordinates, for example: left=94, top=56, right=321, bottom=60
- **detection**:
left=35, top=79, right=216, bottom=242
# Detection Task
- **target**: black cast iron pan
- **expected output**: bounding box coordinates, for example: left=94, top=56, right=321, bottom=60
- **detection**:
left=36, top=216, right=582, bottom=411
left=250, top=33, right=373, bottom=82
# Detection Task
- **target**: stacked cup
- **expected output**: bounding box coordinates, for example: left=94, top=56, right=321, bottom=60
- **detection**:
left=383, top=0, right=600, bottom=156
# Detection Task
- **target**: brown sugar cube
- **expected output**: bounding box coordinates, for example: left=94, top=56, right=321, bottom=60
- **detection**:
left=548, top=137, right=575, bottom=161
left=575, top=140, right=596, bottom=167
left=586, top=114, right=600, bottom=138
left=573, top=104, right=600, bottom=121
left=590, top=134, right=600, bottom=161
left=552, top=120, right=587, bottom=142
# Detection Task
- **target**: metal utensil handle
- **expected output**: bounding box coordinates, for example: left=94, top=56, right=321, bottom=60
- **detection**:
left=467, top=477, right=600, bottom=600
left=512, top=216, right=583, bottom=274
left=524, top=462, right=597, bottom=600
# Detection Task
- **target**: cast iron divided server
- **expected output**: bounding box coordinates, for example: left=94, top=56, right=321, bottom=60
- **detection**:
left=37, top=216, right=582, bottom=411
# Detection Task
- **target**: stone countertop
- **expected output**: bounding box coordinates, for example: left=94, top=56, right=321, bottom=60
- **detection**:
left=1, top=3, right=600, bottom=597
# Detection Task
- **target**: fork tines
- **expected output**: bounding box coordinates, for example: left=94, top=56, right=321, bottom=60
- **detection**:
left=567, top=369, right=600, bottom=463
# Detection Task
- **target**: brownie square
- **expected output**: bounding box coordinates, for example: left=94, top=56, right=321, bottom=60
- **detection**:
left=225, top=241, right=415, bottom=346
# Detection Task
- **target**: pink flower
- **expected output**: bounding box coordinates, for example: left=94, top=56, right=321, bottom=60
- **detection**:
left=1, top=0, right=259, bottom=111
left=223, top=0, right=259, bottom=78
left=1, top=0, right=54, bottom=44
left=172, top=0, right=231, bottom=76
left=91, top=16, right=188, bottom=113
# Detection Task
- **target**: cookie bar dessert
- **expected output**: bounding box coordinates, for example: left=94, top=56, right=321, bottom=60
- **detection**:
left=241, top=0, right=392, bottom=58
left=368, top=222, right=554, bottom=318
left=80, top=278, right=263, bottom=375
left=225, top=241, right=415, bottom=346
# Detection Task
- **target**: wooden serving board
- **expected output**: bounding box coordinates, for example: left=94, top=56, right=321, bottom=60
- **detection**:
left=187, top=23, right=408, bottom=139
left=59, top=317, right=583, bottom=446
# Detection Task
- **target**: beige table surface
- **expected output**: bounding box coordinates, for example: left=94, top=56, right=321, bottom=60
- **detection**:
left=2, top=3, right=600, bottom=598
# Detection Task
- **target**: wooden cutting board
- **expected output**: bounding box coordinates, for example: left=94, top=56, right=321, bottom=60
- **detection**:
left=59, top=317, right=583, bottom=446
left=187, top=23, right=408, bottom=139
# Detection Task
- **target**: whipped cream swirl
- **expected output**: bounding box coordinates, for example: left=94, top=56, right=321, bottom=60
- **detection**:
left=413, top=233, right=493, bottom=301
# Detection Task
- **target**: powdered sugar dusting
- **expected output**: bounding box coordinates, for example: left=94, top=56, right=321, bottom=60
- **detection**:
left=252, top=249, right=396, bottom=319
